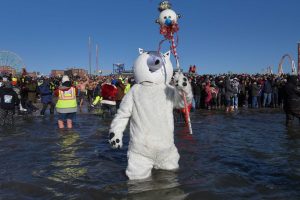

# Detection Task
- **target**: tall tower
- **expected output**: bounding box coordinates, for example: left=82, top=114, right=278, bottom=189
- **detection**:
left=88, top=36, right=92, bottom=75
left=96, top=44, right=99, bottom=74
left=298, top=42, right=300, bottom=75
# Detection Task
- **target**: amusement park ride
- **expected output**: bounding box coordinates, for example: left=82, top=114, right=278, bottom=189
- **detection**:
left=262, top=44, right=299, bottom=76
left=278, top=53, right=297, bottom=75
left=277, top=42, right=300, bottom=76
left=0, top=50, right=25, bottom=75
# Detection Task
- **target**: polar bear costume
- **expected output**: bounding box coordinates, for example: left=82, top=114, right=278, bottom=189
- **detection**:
left=109, top=49, right=193, bottom=180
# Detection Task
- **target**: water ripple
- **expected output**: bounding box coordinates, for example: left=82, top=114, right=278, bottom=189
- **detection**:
left=0, top=110, right=299, bottom=199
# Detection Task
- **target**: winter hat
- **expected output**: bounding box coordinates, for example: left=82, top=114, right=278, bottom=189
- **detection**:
left=62, top=75, right=70, bottom=83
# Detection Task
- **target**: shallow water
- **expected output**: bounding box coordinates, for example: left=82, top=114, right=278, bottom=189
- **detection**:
left=0, top=109, right=299, bottom=200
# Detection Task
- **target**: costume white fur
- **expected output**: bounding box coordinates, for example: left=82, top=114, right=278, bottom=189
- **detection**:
left=109, top=49, right=193, bottom=180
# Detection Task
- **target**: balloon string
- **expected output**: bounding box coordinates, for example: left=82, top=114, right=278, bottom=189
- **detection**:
left=158, top=32, right=179, bottom=59
left=158, top=38, right=168, bottom=53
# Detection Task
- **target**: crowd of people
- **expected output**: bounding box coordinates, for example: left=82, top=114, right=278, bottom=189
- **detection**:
left=0, top=73, right=133, bottom=127
left=189, top=72, right=300, bottom=124
left=0, top=71, right=299, bottom=127
left=189, top=73, right=294, bottom=110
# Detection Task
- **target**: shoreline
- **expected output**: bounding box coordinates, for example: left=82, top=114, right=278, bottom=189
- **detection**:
left=17, top=102, right=285, bottom=118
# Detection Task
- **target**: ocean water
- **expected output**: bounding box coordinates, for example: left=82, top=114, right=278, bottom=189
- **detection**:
left=0, top=109, right=299, bottom=200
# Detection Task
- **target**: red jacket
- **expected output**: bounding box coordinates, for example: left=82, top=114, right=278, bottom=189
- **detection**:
left=101, top=83, right=117, bottom=101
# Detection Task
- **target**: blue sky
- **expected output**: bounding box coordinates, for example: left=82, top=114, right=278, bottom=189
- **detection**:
left=0, top=0, right=299, bottom=75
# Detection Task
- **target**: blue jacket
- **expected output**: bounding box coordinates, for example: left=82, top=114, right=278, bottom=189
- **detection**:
left=38, top=82, right=53, bottom=104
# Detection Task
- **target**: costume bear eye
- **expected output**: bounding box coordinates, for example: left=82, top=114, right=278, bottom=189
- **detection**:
left=164, top=16, right=167, bottom=19
left=147, top=52, right=163, bottom=72
left=168, top=16, right=171, bottom=18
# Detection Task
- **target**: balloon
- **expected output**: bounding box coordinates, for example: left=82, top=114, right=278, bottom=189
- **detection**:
left=158, top=9, right=178, bottom=27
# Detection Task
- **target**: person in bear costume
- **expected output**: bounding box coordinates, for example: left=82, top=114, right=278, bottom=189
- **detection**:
left=108, top=48, right=193, bottom=180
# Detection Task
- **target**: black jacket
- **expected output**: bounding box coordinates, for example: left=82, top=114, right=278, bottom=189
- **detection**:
left=263, top=80, right=272, bottom=93
left=251, top=84, right=260, bottom=97
left=224, top=78, right=233, bottom=100
left=284, top=76, right=300, bottom=114
left=0, top=87, right=20, bottom=110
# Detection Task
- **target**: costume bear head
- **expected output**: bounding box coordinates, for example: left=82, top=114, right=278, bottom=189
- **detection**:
left=133, top=48, right=173, bottom=84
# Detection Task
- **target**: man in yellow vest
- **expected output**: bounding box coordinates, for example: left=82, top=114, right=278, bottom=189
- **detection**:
left=55, top=75, right=77, bottom=129
left=124, top=78, right=131, bottom=94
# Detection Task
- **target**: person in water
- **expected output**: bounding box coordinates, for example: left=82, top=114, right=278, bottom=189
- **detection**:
left=54, top=75, right=78, bottom=129
left=0, top=81, right=19, bottom=126
left=38, top=77, right=55, bottom=116
left=283, top=75, right=300, bottom=126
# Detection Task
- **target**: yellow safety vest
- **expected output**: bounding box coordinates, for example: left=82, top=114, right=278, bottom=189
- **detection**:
left=92, top=96, right=103, bottom=105
left=50, top=83, right=55, bottom=91
left=124, top=84, right=131, bottom=94
left=56, top=87, right=77, bottom=109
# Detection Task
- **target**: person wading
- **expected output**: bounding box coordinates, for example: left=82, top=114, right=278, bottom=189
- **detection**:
left=0, top=81, right=19, bottom=126
left=283, top=75, right=300, bottom=126
left=38, top=77, right=55, bottom=116
left=55, top=75, right=78, bottom=129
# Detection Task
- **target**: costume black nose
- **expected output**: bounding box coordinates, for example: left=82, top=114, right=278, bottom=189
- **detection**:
left=155, top=59, right=160, bottom=65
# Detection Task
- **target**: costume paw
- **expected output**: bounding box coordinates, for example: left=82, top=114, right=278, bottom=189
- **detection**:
left=108, top=132, right=123, bottom=149
left=174, top=72, right=189, bottom=91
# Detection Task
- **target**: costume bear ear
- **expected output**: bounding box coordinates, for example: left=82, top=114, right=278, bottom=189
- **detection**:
left=138, top=48, right=145, bottom=55
left=163, top=51, right=171, bottom=59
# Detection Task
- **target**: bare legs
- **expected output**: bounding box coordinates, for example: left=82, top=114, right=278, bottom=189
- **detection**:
left=58, top=120, right=64, bottom=129
left=58, top=119, right=73, bottom=129
left=67, top=119, right=73, bottom=129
